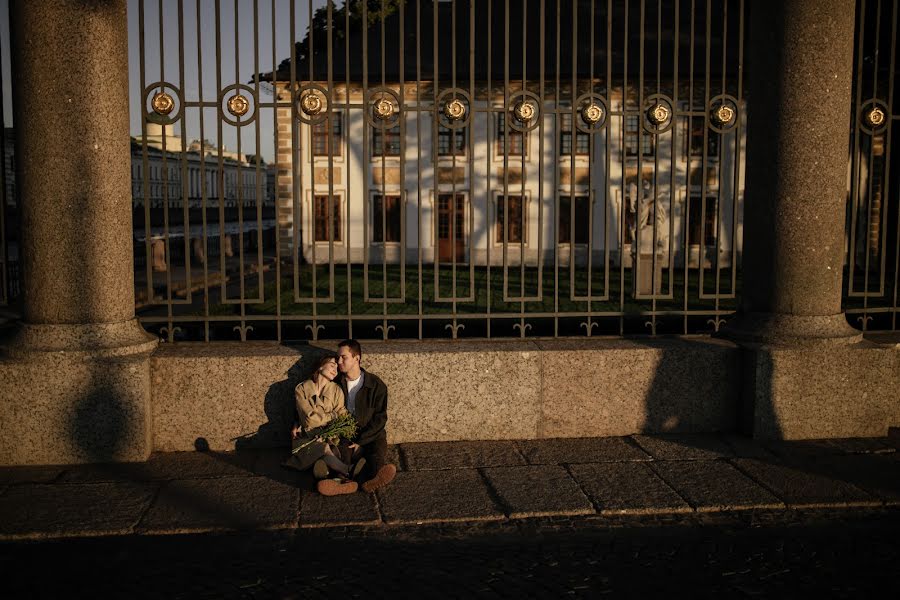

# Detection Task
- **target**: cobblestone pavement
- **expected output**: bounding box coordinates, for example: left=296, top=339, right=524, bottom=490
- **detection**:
left=3, top=510, right=899, bottom=598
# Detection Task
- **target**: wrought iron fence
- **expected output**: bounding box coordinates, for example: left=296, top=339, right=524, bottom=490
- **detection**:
left=0, top=0, right=18, bottom=316
left=845, top=0, right=899, bottom=332
left=132, top=0, right=747, bottom=342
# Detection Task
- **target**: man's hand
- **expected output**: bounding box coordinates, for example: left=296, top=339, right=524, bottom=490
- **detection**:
left=348, top=443, right=360, bottom=452
left=290, top=425, right=300, bottom=440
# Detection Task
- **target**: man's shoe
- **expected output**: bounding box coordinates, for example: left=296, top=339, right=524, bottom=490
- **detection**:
left=317, top=477, right=358, bottom=496
left=312, top=459, right=329, bottom=480
left=349, top=457, right=367, bottom=480
left=361, top=464, right=396, bottom=493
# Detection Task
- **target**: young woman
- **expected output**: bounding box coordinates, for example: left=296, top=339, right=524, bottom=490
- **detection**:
left=285, top=354, right=363, bottom=495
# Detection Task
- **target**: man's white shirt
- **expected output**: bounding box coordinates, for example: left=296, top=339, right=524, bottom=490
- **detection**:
left=345, top=372, right=364, bottom=416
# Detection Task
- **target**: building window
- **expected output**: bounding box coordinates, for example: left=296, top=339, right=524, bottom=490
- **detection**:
left=687, top=118, right=719, bottom=158
left=559, top=195, right=590, bottom=244
left=688, top=195, right=718, bottom=246
left=373, top=194, right=402, bottom=243
left=560, top=113, right=590, bottom=156
left=496, top=195, right=525, bottom=243
left=312, top=115, right=342, bottom=157
left=437, top=125, right=466, bottom=156
left=624, top=115, right=654, bottom=157
left=313, top=195, right=341, bottom=242
left=372, top=124, right=401, bottom=157
left=496, top=113, right=525, bottom=156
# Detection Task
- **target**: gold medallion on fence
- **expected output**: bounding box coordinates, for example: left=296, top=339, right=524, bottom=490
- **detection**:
left=374, top=97, right=395, bottom=120
left=513, top=101, right=536, bottom=123
left=227, top=94, right=250, bottom=117
left=301, top=92, right=324, bottom=116
left=712, top=104, right=735, bottom=126
left=444, top=99, right=466, bottom=121
left=867, top=106, right=886, bottom=128
left=151, top=91, right=175, bottom=116
left=581, top=103, right=603, bottom=125
left=647, top=102, right=670, bottom=125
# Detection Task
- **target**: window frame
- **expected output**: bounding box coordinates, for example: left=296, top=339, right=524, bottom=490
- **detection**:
left=495, top=112, right=527, bottom=158
left=559, top=112, right=591, bottom=157
left=311, top=113, right=343, bottom=158
left=312, top=193, right=343, bottom=243
left=624, top=114, right=655, bottom=157
left=437, top=124, right=467, bottom=157
left=371, top=193, right=403, bottom=244
left=371, top=122, right=402, bottom=158
left=558, top=194, right=591, bottom=245
left=495, top=193, right=528, bottom=244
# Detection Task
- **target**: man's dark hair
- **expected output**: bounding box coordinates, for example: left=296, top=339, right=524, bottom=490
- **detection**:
left=338, top=338, right=362, bottom=361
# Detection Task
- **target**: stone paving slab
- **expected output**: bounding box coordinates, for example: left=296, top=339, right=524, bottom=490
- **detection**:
left=136, top=476, right=299, bottom=534
left=763, top=440, right=846, bottom=460
left=517, top=437, right=650, bottom=465
left=0, top=481, right=157, bottom=540
left=58, top=451, right=257, bottom=483
left=808, top=454, right=900, bottom=505
left=0, top=465, right=66, bottom=485
left=377, top=469, right=504, bottom=524
left=568, top=462, right=691, bottom=515
left=482, top=465, right=595, bottom=518
left=400, top=441, right=526, bottom=470
left=732, top=458, right=879, bottom=509
left=300, top=490, right=381, bottom=527
left=631, top=434, right=734, bottom=460
left=249, top=449, right=318, bottom=491
left=825, top=437, right=898, bottom=455
left=652, top=460, right=784, bottom=512
left=721, top=434, right=778, bottom=459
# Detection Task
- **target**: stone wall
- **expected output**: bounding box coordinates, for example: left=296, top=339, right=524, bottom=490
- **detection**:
left=149, top=337, right=742, bottom=451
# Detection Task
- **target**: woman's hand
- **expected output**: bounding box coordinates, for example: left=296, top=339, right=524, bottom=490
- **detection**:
left=290, top=425, right=300, bottom=440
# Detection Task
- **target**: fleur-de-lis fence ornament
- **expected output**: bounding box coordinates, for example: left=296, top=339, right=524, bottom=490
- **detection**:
left=707, top=317, right=727, bottom=332
left=305, top=324, right=325, bottom=340
left=233, top=324, right=254, bottom=341
left=445, top=323, right=465, bottom=338
left=580, top=321, right=599, bottom=336
left=159, top=326, right=182, bottom=343
left=644, top=320, right=657, bottom=334
left=512, top=322, right=532, bottom=337
left=374, top=324, right=396, bottom=340
left=856, top=315, right=873, bottom=330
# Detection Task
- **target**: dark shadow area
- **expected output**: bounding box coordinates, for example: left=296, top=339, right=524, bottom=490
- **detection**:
left=4, top=512, right=900, bottom=597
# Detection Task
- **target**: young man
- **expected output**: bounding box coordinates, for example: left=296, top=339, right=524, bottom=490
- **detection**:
left=336, top=339, right=397, bottom=492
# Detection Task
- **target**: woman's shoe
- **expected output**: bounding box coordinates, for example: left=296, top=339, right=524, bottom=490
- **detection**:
left=349, top=457, right=367, bottom=480
left=312, top=459, right=329, bottom=480
left=317, top=477, right=358, bottom=496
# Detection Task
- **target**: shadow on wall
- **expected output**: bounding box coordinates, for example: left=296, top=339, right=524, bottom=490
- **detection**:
left=67, top=357, right=145, bottom=464
left=232, top=345, right=338, bottom=452
left=632, top=336, right=779, bottom=438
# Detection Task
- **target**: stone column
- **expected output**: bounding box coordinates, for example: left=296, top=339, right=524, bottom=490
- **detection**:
left=718, top=1, right=900, bottom=442
left=724, top=0, right=861, bottom=345
left=0, top=0, right=157, bottom=465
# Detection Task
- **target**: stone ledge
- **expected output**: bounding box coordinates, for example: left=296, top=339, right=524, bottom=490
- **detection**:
left=148, top=337, right=741, bottom=451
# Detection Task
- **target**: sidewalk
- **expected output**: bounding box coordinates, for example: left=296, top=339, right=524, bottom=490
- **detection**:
left=1, top=433, right=899, bottom=541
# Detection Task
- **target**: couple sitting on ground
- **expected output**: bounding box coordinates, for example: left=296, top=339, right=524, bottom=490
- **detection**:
left=283, top=339, right=397, bottom=496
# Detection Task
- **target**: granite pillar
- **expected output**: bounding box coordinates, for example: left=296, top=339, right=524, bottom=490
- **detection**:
left=722, top=1, right=900, bottom=441
left=0, top=0, right=157, bottom=465
left=724, top=0, right=861, bottom=345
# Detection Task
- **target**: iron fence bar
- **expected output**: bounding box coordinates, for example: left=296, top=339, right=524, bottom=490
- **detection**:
left=848, top=0, right=866, bottom=298
left=486, top=0, right=493, bottom=338
left=889, top=0, right=899, bottom=329
left=198, top=0, right=211, bottom=341
left=271, top=0, right=281, bottom=342
left=416, top=0, right=423, bottom=339
left=712, top=0, right=727, bottom=320
left=0, top=2, right=8, bottom=307
left=730, top=0, right=745, bottom=306
left=344, top=0, right=354, bottom=339
left=618, top=0, right=629, bottom=335
left=253, top=0, right=265, bottom=304
left=697, top=0, right=712, bottom=300
left=552, top=0, right=560, bottom=336
left=160, top=0, right=176, bottom=327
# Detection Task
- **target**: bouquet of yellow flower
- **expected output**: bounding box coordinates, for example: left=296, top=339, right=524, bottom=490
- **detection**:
left=292, top=413, right=358, bottom=454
